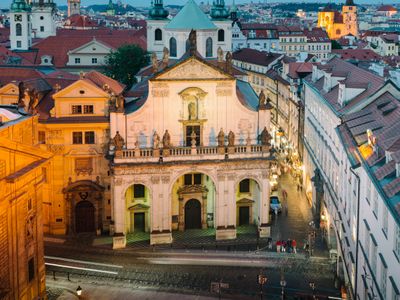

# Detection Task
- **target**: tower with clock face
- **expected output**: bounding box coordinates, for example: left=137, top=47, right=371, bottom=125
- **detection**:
left=10, top=0, right=32, bottom=51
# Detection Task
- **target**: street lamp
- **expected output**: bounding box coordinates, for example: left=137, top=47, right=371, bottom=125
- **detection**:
left=280, top=278, right=287, bottom=299
left=76, top=286, right=82, bottom=297
left=258, top=274, right=268, bottom=300
left=309, top=281, right=316, bottom=299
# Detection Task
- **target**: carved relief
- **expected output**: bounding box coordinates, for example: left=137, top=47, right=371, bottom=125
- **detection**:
left=151, top=82, right=169, bottom=97
left=114, top=178, right=123, bottom=186
left=47, top=144, right=65, bottom=154
left=151, top=176, right=160, bottom=184
left=75, top=158, right=93, bottom=176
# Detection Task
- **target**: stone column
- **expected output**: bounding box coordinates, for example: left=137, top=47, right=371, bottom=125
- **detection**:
left=259, top=172, right=271, bottom=238
left=202, top=193, right=207, bottom=229
left=112, top=177, right=126, bottom=249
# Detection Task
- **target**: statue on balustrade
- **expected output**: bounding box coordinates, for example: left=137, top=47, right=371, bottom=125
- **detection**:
left=217, top=128, right=225, bottom=147
left=228, top=130, right=235, bottom=147
left=111, top=131, right=125, bottom=151
left=162, top=130, right=171, bottom=148
left=153, top=131, right=160, bottom=149
left=260, top=127, right=271, bottom=146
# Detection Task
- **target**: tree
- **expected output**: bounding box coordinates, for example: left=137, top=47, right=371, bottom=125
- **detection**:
left=331, top=40, right=342, bottom=50
left=104, top=44, right=148, bottom=89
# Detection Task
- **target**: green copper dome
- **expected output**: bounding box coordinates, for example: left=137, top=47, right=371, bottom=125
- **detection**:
left=11, top=0, right=31, bottom=12
left=149, top=0, right=169, bottom=20
left=210, top=0, right=229, bottom=19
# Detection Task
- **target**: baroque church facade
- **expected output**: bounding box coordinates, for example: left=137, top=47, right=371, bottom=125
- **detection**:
left=110, top=4, right=274, bottom=248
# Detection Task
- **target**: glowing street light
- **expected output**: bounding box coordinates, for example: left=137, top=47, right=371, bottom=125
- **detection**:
left=76, top=286, right=82, bottom=296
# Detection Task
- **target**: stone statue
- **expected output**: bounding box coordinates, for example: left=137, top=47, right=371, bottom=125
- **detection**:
left=27, top=88, right=39, bottom=114
left=225, top=51, right=233, bottom=73
left=188, top=102, right=197, bottom=120
left=162, top=47, right=169, bottom=66
left=311, top=168, right=324, bottom=193
left=109, top=93, right=117, bottom=112
left=228, top=130, right=235, bottom=146
left=189, top=29, right=197, bottom=55
left=153, top=131, right=160, bottom=149
left=260, top=127, right=271, bottom=145
left=217, top=47, right=224, bottom=62
left=162, top=130, right=171, bottom=148
left=190, top=131, right=197, bottom=147
left=217, top=128, right=225, bottom=147
left=18, top=82, right=25, bottom=108
left=151, top=52, right=158, bottom=72
left=258, top=90, right=266, bottom=107
left=116, top=94, right=124, bottom=112
left=112, top=131, right=125, bottom=151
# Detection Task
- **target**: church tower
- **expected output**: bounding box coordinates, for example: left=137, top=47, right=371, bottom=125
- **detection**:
left=68, top=0, right=80, bottom=17
left=147, top=0, right=169, bottom=58
left=10, top=0, right=32, bottom=50
left=31, top=0, right=56, bottom=38
left=342, top=0, right=358, bottom=37
left=210, top=0, right=232, bottom=55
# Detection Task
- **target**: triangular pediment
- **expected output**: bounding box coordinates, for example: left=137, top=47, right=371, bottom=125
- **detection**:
left=69, top=39, right=113, bottom=55
left=154, top=57, right=233, bottom=81
left=128, top=203, right=150, bottom=210
left=53, top=79, right=109, bottom=99
left=177, top=184, right=208, bottom=194
left=0, top=83, right=19, bottom=95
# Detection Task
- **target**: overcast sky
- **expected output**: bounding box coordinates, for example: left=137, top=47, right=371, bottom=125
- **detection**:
left=1, top=0, right=397, bottom=9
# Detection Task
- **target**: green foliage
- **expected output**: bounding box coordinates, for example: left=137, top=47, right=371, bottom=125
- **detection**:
left=331, top=40, right=342, bottom=50
left=104, top=44, right=149, bottom=89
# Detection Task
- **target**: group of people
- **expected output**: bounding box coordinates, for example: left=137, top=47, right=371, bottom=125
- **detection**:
left=276, top=239, right=297, bottom=253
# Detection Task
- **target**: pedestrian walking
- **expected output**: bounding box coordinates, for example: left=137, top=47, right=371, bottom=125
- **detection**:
left=281, top=240, right=286, bottom=252
left=276, top=240, right=281, bottom=253
left=292, top=239, right=297, bottom=253
left=282, top=189, right=288, bottom=200
left=287, top=239, right=292, bottom=253
left=267, top=238, right=273, bottom=250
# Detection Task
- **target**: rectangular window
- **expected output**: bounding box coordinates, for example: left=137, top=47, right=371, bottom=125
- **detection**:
left=395, top=227, right=400, bottom=259
left=38, top=131, right=46, bottom=144
left=373, top=188, right=379, bottom=218
left=193, top=173, right=202, bottom=185
left=83, top=105, right=94, bottom=114
left=185, top=125, right=201, bottom=147
left=239, top=179, right=250, bottom=193
left=28, top=258, right=34, bottom=282
left=382, top=205, right=388, bottom=237
left=370, top=236, right=377, bottom=274
left=84, top=131, right=95, bottom=144
left=133, top=184, right=145, bottom=198
left=40, top=26, right=44, bottom=32
left=71, top=105, right=82, bottom=114
left=75, top=58, right=81, bottom=64
left=72, top=132, right=83, bottom=144
left=17, top=41, right=21, bottom=48
left=92, top=58, right=98, bottom=64
left=184, top=174, right=192, bottom=185
left=364, top=223, right=370, bottom=259
left=380, top=257, right=387, bottom=299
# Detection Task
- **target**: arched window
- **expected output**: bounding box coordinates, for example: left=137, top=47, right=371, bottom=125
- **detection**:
left=206, top=37, right=213, bottom=57
left=169, top=37, right=177, bottom=57
left=218, top=29, right=225, bottom=42
left=16, top=23, right=22, bottom=36
left=155, top=28, right=162, bottom=41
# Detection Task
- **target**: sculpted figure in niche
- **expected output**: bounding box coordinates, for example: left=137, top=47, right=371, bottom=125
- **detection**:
left=217, top=128, right=225, bottom=147
left=153, top=131, right=160, bottom=149
left=190, top=131, right=197, bottom=147
left=228, top=130, right=235, bottom=146
left=260, top=127, right=271, bottom=145
left=162, top=130, right=171, bottom=148
left=112, top=131, right=125, bottom=150
left=188, top=101, right=197, bottom=120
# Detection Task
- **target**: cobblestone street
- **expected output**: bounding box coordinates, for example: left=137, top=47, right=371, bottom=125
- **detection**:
left=45, top=172, right=338, bottom=299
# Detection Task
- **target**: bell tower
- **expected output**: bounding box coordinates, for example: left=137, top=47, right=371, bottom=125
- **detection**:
left=10, top=0, right=32, bottom=51
left=68, top=0, right=80, bottom=17
left=147, top=0, right=169, bottom=58
left=31, top=0, right=56, bottom=38
left=342, top=0, right=358, bottom=37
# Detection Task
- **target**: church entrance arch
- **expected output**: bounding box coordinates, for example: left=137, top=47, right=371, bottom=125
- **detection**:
left=75, top=201, right=95, bottom=233
left=171, top=172, right=216, bottom=231
left=184, top=199, right=202, bottom=229
left=235, top=178, right=261, bottom=227
left=125, top=183, right=151, bottom=233
left=63, top=179, right=105, bottom=235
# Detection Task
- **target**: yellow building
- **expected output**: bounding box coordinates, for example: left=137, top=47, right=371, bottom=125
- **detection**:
left=317, top=0, right=358, bottom=40
left=0, top=106, right=52, bottom=300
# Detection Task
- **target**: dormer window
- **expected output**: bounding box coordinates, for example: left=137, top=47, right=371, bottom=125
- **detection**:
left=386, top=151, right=392, bottom=163
left=71, top=105, right=94, bottom=114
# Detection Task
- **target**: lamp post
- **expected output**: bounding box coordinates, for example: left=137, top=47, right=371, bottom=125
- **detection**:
left=280, top=278, right=287, bottom=299
left=309, top=281, right=316, bottom=299
left=76, top=286, right=82, bottom=298
left=258, top=274, right=267, bottom=300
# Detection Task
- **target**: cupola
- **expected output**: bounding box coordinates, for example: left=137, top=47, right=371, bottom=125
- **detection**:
left=210, top=0, right=229, bottom=19
left=11, top=0, right=31, bottom=12
left=149, top=0, right=169, bottom=19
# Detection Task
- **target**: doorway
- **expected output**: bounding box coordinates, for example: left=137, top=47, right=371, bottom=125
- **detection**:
left=134, top=212, right=145, bottom=232
left=185, top=199, right=201, bottom=229
left=75, top=201, right=95, bottom=233
left=239, top=206, right=250, bottom=225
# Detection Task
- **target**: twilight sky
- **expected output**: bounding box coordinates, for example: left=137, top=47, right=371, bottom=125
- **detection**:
left=0, top=0, right=397, bottom=9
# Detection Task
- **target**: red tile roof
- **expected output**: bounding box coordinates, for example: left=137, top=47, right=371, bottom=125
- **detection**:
left=332, top=49, right=381, bottom=61
left=377, top=5, right=397, bottom=12
left=232, top=48, right=282, bottom=67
